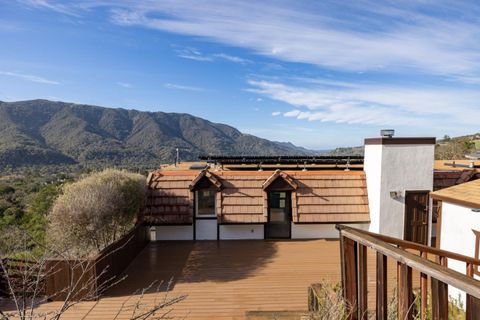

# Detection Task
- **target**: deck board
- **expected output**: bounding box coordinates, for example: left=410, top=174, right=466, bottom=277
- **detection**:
left=0, top=239, right=409, bottom=319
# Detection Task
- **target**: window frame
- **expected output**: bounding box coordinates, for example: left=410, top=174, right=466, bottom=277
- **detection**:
left=195, top=189, right=217, bottom=218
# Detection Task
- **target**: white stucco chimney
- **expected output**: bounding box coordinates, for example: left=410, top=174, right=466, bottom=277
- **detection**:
left=364, top=133, right=435, bottom=240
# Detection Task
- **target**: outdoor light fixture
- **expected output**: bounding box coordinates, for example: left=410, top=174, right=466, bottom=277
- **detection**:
left=390, top=191, right=402, bottom=199
left=381, top=129, right=395, bottom=138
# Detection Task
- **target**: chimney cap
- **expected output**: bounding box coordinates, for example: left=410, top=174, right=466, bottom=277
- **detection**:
left=380, top=129, right=395, bottom=138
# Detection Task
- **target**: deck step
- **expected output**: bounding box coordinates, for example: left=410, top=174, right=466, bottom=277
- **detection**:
left=245, top=311, right=313, bottom=320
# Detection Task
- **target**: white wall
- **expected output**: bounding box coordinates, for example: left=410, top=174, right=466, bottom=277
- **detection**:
left=195, top=219, right=217, bottom=240
left=440, top=202, right=480, bottom=306
left=219, top=224, right=264, bottom=240
left=291, top=223, right=369, bottom=239
left=365, top=143, right=434, bottom=239
left=151, top=225, right=193, bottom=240
left=364, top=145, right=383, bottom=234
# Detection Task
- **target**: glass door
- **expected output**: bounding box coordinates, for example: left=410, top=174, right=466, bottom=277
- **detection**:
left=266, top=191, right=291, bottom=239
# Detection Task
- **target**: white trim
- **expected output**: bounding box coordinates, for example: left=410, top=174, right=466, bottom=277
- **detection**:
left=151, top=225, right=193, bottom=240
left=219, top=224, right=264, bottom=240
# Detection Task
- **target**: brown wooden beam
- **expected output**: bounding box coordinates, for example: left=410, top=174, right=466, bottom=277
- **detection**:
left=431, top=278, right=448, bottom=320
left=357, top=243, right=367, bottom=319
left=466, top=263, right=480, bottom=320
left=338, top=226, right=480, bottom=299
left=420, top=251, right=428, bottom=320
left=397, top=262, right=413, bottom=320
left=341, top=235, right=358, bottom=320
left=466, top=294, right=480, bottom=320
left=376, top=252, right=387, bottom=320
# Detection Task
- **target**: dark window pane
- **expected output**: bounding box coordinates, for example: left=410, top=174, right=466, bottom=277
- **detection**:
left=197, top=190, right=215, bottom=215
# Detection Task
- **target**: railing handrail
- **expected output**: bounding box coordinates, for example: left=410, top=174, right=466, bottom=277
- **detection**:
left=336, top=224, right=480, bottom=266
left=338, top=225, right=480, bottom=299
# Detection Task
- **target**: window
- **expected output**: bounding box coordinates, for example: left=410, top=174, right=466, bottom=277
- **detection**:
left=196, top=189, right=216, bottom=216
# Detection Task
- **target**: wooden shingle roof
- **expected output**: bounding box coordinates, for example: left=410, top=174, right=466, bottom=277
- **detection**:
left=144, top=169, right=370, bottom=224
left=431, top=179, right=480, bottom=208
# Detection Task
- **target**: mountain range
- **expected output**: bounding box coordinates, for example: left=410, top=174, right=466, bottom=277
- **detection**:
left=0, top=100, right=318, bottom=171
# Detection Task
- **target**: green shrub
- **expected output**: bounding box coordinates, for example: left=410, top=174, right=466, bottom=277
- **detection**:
left=48, top=169, right=146, bottom=257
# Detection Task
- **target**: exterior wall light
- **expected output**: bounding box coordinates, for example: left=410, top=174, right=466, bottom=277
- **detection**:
left=390, top=191, right=402, bottom=199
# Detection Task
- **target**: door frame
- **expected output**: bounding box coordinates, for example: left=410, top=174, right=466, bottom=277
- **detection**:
left=265, top=191, right=292, bottom=239
left=193, top=189, right=219, bottom=240
left=403, top=190, right=430, bottom=245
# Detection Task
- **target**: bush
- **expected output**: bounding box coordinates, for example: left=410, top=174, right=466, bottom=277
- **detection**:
left=48, top=169, right=146, bottom=257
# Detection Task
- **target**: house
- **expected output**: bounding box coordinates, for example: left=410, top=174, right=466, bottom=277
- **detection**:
left=431, top=161, right=480, bottom=244
left=431, top=179, right=480, bottom=305
left=142, top=134, right=438, bottom=242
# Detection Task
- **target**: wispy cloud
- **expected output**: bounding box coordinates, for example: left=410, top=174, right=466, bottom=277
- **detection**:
left=271, top=111, right=281, bottom=116
left=164, top=83, right=205, bottom=92
left=0, top=70, right=60, bottom=85
left=173, top=47, right=250, bottom=64
left=248, top=78, right=480, bottom=127
left=23, top=1, right=480, bottom=81
left=174, top=47, right=213, bottom=62
left=19, top=0, right=80, bottom=16
left=104, top=1, right=480, bottom=81
left=213, top=53, right=251, bottom=64
left=116, top=81, right=132, bottom=88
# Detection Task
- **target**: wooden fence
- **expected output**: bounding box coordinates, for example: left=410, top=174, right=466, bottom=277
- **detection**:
left=337, top=225, right=480, bottom=320
left=0, top=258, right=45, bottom=298
left=45, top=224, right=149, bottom=301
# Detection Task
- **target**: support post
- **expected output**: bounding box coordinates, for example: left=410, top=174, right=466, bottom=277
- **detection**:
left=376, top=252, right=387, bottom=320
left=357, top=243, right=367, bottom=319
left=397, top=262, right=413, bottom=320
left=340, top=235, right=358, bottom=320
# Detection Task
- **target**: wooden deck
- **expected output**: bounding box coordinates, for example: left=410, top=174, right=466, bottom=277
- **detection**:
left=0, top=239, right=406, bottom=319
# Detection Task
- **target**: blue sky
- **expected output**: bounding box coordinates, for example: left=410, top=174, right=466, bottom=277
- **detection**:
left=1, top=1, right=480, bottom=149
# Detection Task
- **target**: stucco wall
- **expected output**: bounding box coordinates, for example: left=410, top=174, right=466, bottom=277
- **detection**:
left=440, top=202, right=480, bottom=306
left=291, top=223, right=369, bottom=239
left=219, top=224, right=264, bottom=240
left=365, top=143, right=434, bottom=240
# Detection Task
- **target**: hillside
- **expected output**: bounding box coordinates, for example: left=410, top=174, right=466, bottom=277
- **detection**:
left=0, top=100, right=316, bottom=171
left=435, top=134, right=480, bottom=160
left=326, top=134, right=480, bottom=159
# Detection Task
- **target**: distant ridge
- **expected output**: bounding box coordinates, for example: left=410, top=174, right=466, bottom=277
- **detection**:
left=0, top=99, right=317, bottom=170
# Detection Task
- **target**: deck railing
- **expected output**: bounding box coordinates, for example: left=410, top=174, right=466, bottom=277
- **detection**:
left=336, top=225, right=480, bottom=320
left=45, top=224, right=149, bottom=301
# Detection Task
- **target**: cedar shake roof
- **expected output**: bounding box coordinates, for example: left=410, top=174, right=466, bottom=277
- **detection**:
left=431, top=179, right=480, bottom=208
left=433, top=170, right=480, bottom=190
left=189, top=170, right=222, bottom=190
left=143, top=169, right=370, bottom=225
left=262, top=170, right=298, bottom=190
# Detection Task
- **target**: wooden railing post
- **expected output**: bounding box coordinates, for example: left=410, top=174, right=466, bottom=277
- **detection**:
left=466, top=263, right=480, bottom=320
left=420, top=251, right=428, bottom=320
left=431, top=256, right=449, bottom=320
left=397, top=262, right=413, bottom=320
left=376, top=252, right=387, bottom=320
left=357, top=243, right=367, bottom=319
left=340, top=235, right=358, bottom=320
left=337, top=225, right=480, bottom=320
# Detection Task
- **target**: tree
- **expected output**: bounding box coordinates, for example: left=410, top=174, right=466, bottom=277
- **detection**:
left=48, top=169, right=146, bottom=257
